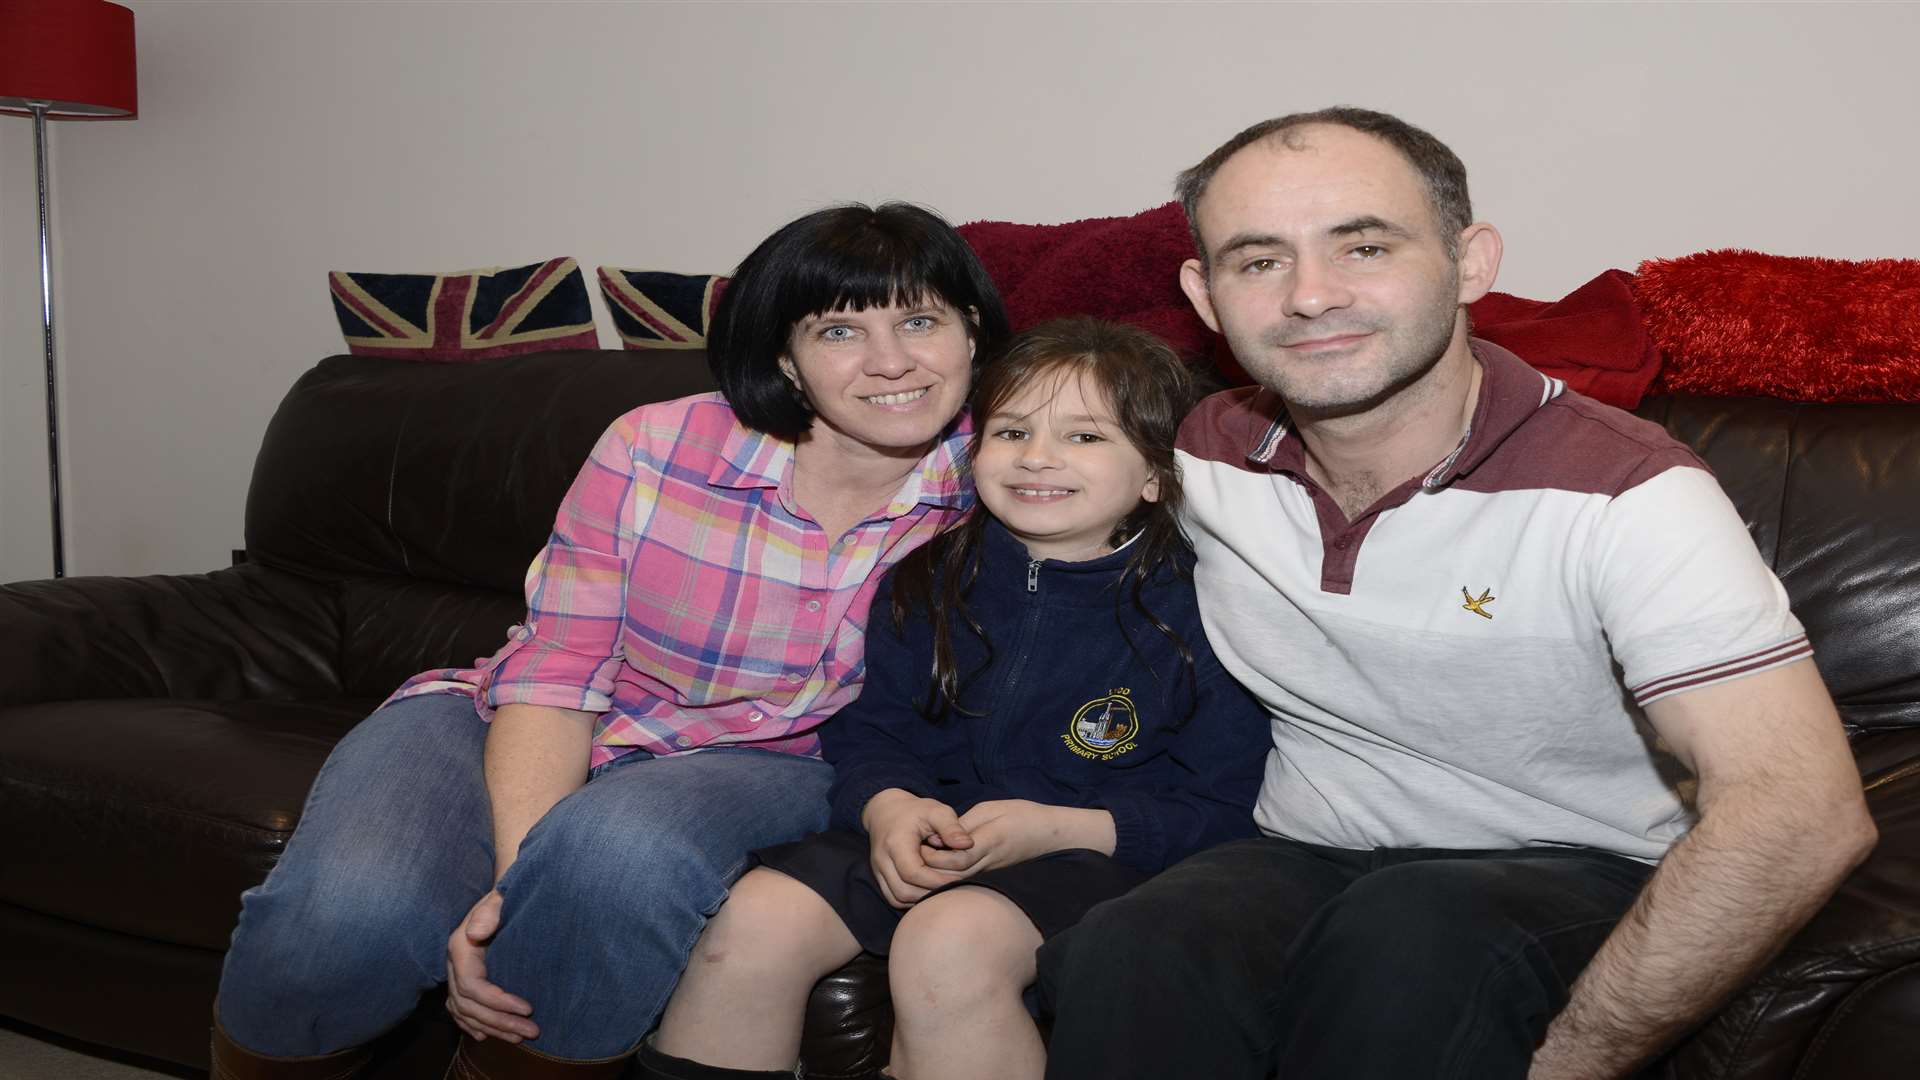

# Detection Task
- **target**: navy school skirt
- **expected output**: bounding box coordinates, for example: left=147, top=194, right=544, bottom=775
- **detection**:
left=752, top=827, right=1149, bottom=955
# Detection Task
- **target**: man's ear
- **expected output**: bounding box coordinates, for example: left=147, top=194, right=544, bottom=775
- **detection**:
left=1178, top=258, right=1221, bottom=333
left=1454, top=223, right=1503, bottom=306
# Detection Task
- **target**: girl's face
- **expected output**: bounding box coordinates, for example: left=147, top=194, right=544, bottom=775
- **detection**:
left=972, top=368, right=1160, bottom=562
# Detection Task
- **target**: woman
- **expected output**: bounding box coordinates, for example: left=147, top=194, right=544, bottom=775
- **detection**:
left=212, top=203, right=1010, bottom=1079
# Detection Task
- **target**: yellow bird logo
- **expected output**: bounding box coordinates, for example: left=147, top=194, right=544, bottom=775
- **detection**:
left=1461, top=587, right=1496, bottom=619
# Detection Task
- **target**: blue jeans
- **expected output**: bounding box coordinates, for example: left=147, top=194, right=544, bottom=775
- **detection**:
left=216, top=693, right=833, bottom=1060
left=1036, top=836, right=1654, bottom=1080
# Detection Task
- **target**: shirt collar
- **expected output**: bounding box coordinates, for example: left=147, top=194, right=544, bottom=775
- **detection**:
left=1243, top=337, right=1564, bottom=489
left=708, top=408, right=976, bottom=515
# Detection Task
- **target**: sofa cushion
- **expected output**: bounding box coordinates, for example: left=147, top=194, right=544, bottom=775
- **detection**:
left=1640, top=396, right=1920, bottom=731
left=245, top=348, right=720, bottom=591
left=1636, top=250, right=1920, bottom=403
left=596, top=267, right=727, bottom=349
left=329, top=258, right=599, bottom=361
left=0, top=564, right=344, bottom=706
left=0, top=697, right=373, bottom=950
left=338, top=578, right=526, bottom=700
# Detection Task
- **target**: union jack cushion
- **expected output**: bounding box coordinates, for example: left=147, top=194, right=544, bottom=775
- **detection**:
left=597, top=267, right=729, bottom=350
left=329, top=257, right=599, bottom=361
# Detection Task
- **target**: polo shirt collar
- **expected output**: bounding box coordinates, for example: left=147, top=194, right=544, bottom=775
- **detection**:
left=1243, top=338, right=1565, bottom=490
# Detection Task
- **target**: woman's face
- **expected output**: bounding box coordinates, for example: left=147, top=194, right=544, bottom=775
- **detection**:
left=780, top=297, right=975, bottom=460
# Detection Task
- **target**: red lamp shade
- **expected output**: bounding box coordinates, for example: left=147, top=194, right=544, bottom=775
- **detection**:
left=0, top=0, right=137, bottom=119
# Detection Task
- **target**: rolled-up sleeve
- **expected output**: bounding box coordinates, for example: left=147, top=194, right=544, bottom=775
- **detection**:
left=475, top=418, right=642, bottom=715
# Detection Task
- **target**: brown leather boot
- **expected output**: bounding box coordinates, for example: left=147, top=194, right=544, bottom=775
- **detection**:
left=445, top=1036, right=634, bottom=1079
left=210, top=1022, right=372, bottom=1079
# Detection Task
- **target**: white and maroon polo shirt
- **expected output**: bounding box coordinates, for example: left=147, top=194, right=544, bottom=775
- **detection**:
left=1178, top=340, right=1808, bottom=862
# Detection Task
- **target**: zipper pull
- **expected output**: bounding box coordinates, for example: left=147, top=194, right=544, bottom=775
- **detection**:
left=1027, top=559, right=1040, bottom=593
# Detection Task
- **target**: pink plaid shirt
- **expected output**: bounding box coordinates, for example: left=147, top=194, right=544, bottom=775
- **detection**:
left=388, top=392, right=972, bottom=768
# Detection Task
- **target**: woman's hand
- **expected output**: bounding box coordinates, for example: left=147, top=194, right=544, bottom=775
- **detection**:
left=943, top=799, right=1118, bottom=874
left=861, top=788, right=975, bottom=908
left=445, top=889, right=539, bottom=1043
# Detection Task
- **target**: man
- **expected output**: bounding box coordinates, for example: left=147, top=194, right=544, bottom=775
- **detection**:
left=1035, top=107, right=1877, bottom=1080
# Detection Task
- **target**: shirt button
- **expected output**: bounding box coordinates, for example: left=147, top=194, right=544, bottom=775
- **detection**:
left=748, top=712, right=764, bottom=724
left=805, top=599, right=822, bottom=612
left=673, top=734, right=692, bottom=747
left=784, top=672, right=802, bottom=683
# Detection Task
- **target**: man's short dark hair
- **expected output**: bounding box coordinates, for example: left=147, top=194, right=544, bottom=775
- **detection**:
left=708, top=202, right=1011, bottom=439
left=1175, top=106, right=1472, bottom=262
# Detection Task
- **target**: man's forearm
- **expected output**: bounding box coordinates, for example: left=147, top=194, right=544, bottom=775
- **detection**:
left=1531, top=784, right=1875, bottom=1078
left=483, top=702, right=596, bottom=881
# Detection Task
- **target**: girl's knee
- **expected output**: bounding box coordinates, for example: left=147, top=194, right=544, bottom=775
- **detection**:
left=890, top=888, right=1039, bottom=992
left=677, top=869, right=860, bottom=990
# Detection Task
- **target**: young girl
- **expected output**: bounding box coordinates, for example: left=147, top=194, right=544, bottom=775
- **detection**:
left=641, top=318, right=1271, bottom=1080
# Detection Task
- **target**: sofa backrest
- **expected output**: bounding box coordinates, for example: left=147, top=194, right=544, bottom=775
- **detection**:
left=1637, top=396, right=1920, bottom=732
left=245, top=348, right=719, bottom=696
left=241, top=352, right=1918, bottom=728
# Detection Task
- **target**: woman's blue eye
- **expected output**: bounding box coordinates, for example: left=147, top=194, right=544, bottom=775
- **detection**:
left=822, top=326, right=854, bottom=341
left=903, top=316, right=936, bottom=331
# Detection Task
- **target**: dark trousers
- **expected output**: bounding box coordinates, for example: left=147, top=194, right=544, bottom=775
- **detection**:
left=1035, top=836, right=1654, bottom=1080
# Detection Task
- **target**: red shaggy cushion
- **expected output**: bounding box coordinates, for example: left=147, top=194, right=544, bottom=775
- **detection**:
left=1635, top=250, right=1920, bottom=402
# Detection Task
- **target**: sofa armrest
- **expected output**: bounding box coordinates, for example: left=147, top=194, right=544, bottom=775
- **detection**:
left=0, top=565, right=344, bottom=705
left=1652, top=728, right=1920, bottom=1079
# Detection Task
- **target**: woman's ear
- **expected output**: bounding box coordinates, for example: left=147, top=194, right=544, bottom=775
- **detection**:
left=778, top=356, right=800, bottom=386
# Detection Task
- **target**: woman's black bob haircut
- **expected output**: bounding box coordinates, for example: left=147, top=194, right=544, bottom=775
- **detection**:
left=707, top=202, right=1012, bottom=439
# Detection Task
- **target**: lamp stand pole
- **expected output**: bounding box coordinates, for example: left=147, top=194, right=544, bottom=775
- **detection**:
left=30, top=101, right=67, bottom=578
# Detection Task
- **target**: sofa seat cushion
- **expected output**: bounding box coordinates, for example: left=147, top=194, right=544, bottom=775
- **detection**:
left=0, top=697, right=375, bottom=950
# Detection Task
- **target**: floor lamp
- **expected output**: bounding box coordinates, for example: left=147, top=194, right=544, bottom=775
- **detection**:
left=0, top=0, right=137, bottom=578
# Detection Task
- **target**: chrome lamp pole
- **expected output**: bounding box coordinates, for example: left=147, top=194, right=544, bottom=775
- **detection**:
left=0, top=0, right=138, bottom=579
left=30, top=100, right=67, bottom=577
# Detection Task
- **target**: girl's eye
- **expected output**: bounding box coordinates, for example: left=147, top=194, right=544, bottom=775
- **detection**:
left=1068, top=432, right=1105, bottom=444
left=991, top=428, right=1028, bottom=441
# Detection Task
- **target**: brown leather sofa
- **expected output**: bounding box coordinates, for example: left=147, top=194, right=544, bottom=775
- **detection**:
left=2, top=347, right=1916, bottom=1078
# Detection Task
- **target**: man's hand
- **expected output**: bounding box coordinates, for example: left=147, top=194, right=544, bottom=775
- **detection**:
left=861, top=788, right=975, bottom=908
left=445, top=890, right=539, bottom=1043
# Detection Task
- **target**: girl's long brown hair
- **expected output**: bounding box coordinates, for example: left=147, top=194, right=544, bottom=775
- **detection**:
left=887, top=317, right=1199, bottom=725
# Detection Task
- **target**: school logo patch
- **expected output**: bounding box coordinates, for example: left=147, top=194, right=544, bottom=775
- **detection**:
left=1063, top=688, right=1141, bottom=761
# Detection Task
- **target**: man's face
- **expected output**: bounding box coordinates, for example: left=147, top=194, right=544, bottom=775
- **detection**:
left=1180, top=125, right=1471, bottom=416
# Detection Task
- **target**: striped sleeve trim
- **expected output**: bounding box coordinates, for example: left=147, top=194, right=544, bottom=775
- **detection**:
left=1630, top=635, right=1814, bottom=707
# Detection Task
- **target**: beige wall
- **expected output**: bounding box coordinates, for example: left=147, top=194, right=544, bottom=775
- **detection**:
left=3, top=0, right=1917, bottom=582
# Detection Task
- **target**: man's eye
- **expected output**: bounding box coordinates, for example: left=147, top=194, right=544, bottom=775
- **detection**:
left=1245, top=258, right=1281, bottom=274
left=1351, top=245, right=1386, bottom=260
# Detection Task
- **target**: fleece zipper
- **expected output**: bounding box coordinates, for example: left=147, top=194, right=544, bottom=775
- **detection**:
left=981, top=558, right=1048, bottom=784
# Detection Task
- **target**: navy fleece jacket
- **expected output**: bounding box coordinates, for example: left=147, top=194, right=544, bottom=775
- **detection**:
left=821, top=519, right=1269, bottom=873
